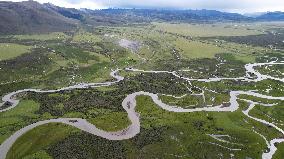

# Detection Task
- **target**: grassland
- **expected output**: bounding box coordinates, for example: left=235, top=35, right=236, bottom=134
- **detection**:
left=97, top=24, right=265, bottom=64
left=0, top=43, right=31, bottom=61
left=1, top=22, right=284, bottom=159
left=72, top=30, right=102, bottom=44
left=6, top=123, right=78, bottom=159
left=87, top=110, right=130, bottom=131
left=154, top=22, right=263, bottom=37
left=249, top=103, right=284, bottom=129
left=0, top=100, right=52, bottom=144
left=274, top=143, right=284, bottom=159
left=12, top=32, right=70, bottom=41
left=133, top=96, right=279, bottom=159
left=174, top=38, right=225, bottom=59
left=5, top=95, right=282, bottom=159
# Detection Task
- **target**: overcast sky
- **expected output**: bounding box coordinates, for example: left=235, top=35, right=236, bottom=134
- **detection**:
left=3, top=0, right=284, bottom=13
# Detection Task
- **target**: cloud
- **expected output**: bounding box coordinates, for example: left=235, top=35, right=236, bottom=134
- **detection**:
left=2, top=0, right=284, bottom=13
left=3, top=0, right=104, bottom=9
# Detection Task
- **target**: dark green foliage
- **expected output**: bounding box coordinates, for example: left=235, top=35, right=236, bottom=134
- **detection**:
left=0, top=101, right=12, bottom=110
left=96, top=41, right=127, bottom=56
left=118, top=72, right=191, bottom=95
left=1, top=18, right=284, bottom=159
left=216, top=29, right=284, bottom=49
left=132, top=127, right=168, bottom=149
left=154, top=54, right=246, bottom=78
left=26, top=89, right=127, bottom=116
left=50, top=45, right=99, bottom=63
left=255, top=53, right=284, bottom=63
left=0, top=81, right=34, bottom=97
left=48, top=132, right=127, bottom=159
left=26, top=70, right=191, bottom=116
left=0, top=48, right=52, bottom=83
left=47, top=126, right=168, bottom=159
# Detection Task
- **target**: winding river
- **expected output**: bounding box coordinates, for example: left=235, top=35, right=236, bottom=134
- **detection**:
left=0, top=61, right=284, bottom=159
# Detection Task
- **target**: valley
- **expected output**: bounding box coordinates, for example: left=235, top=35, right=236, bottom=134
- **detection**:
left=0, top=1, right=284, bottom=158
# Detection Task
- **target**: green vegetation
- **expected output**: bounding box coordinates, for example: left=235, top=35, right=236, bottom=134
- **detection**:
left=88, top=110, right=130, bottom=131
left=6, top=94, right=281, bottom=159
left=0, top=47, right=53, bottom=89
left=249, top=103, right=284, bottom=129
left=274, top=143, right=284, bottom=159
left=12, top=32, right=70, bottom=41
left=160, top=91, right=231, bottom=108
left=135, top=96, right=278, bottom=158
left=257, top=64, right=284, bottom=79
left=174, top=38, right=225, bottom=59
left=0, top=100, right=52, bottom=144
left=154, top=22, right=263, bottom=37
left=0, top=43, right=31, bottom=61
left=1, top=22, right=284, bottom=159
left=72, top=30, right=102, bottom=44
left=21, top=151, right=53, bottom=159
left=6, top=123, right=78, bottom=159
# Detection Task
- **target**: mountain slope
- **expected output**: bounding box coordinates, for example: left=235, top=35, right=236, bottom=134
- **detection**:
left=256, top=11, right=284, bottom=21
left=43, top=3, right=84, bottom=21
left=1, top=1, right=283, bottom=35
left=89, top=9, right=250, bottom=23
left=0, top=1, right=77, bottom=34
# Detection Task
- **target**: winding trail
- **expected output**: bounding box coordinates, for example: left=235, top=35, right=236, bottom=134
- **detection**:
left=0, top=61, right=284, bottom=159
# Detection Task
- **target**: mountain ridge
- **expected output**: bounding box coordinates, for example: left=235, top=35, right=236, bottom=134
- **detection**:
left=0, top=0, right=77, bottom=34
left=1, top=1, right=284, bottom=34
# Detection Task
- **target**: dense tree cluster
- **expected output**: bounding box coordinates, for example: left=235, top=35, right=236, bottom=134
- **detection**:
left=216, top=30, right=284, bottom=49
left=48, top=132, right=127, bottom=159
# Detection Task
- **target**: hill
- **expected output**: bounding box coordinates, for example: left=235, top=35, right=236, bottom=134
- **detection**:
left=86, top=9, right=251, bottom=24
left=2, top=1, right=284, bottom=34
left=0, top=0, right=77, bottom=34
left=256, top=11, right=284, bottom=21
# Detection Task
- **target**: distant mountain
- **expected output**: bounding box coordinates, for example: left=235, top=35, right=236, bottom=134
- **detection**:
left=89, top=9, right=250, bottom=23
left=45, top=7, right=251, bottom=26
left=0, top=0, right=77, bottom=34
left=243, top=12, right=266, bottom=18
left=1, top=1, right=284, bottom=34
left=256, top=11, right=284, bottom=21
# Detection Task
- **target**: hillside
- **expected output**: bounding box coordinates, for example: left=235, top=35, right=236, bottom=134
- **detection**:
left=1, top=1, right=284, bottom=35
left=0, top=1, right=77, bottom=34
left=256, top=11, right=284, bottom=21
left=90, top=9, right=250, bottom=22
left=83, top=9, right=251, bottom=25
left=0, top=1, right=253, bottom=34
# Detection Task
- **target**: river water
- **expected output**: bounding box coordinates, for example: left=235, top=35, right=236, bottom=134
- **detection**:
left=0, top=62, right=283, bottom=159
